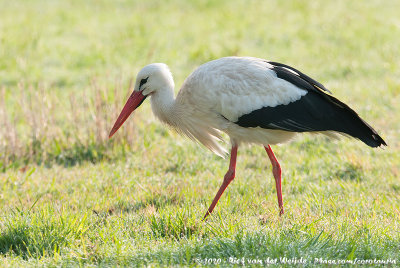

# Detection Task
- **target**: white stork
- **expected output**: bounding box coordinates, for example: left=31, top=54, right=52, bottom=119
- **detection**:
left=109, top=57, right=386, bottom=219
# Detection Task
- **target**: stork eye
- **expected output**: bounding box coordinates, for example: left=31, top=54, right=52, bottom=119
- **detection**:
left=139, top=77, right=149, bottom=90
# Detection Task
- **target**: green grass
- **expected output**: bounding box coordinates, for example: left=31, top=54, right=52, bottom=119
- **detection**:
left=0, top=0, right=400, bottom=266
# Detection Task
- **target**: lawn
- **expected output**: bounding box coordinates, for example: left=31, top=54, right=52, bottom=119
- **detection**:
left=0, top=0, right=399, bottom=266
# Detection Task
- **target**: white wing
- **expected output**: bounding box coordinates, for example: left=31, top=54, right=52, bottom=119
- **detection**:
left=178, top=57, right=307, bottom=122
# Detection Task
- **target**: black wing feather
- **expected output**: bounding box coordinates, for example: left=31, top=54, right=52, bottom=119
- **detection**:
left=234, top=61, right=386, bottom=148
left=267, top=61, right=332, bottom=94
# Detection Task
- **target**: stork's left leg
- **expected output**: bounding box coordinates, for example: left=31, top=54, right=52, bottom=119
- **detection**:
left=264, top=145, right=284, bottom=215
left=203, top=145, right=238, bottom=220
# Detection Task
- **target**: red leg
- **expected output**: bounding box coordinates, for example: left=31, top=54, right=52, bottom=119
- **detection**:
left=264, top=145, right=284, bottom=215
left=203, top=145, right=238, bottom=220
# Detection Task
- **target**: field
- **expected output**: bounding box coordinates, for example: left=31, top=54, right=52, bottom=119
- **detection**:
left=0, top=0, right=399, bottom=266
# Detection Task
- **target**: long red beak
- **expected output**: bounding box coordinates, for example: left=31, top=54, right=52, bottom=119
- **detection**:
left=109, top=90, right=146, bottom=138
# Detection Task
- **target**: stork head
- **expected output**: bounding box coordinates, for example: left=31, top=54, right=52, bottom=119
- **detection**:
left=108, top=63, right=174, bottom=138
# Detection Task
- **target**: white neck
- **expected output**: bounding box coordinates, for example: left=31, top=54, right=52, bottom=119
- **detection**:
left=150, top=86, right=178, bottom=126
left=148, top=77, right=227, bottom=158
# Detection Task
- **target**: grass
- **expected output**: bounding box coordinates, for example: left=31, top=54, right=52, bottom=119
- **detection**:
left=0, top=0, right=399, bottom=266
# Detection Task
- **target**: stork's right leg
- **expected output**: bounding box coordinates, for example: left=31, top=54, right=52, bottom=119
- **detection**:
left=203, top=145, right=238, bottom=220
left=264, top=145, right=284, bottom=215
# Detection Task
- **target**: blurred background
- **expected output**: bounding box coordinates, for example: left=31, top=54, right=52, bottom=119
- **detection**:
left=0, top=0, right=399, bottom=169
